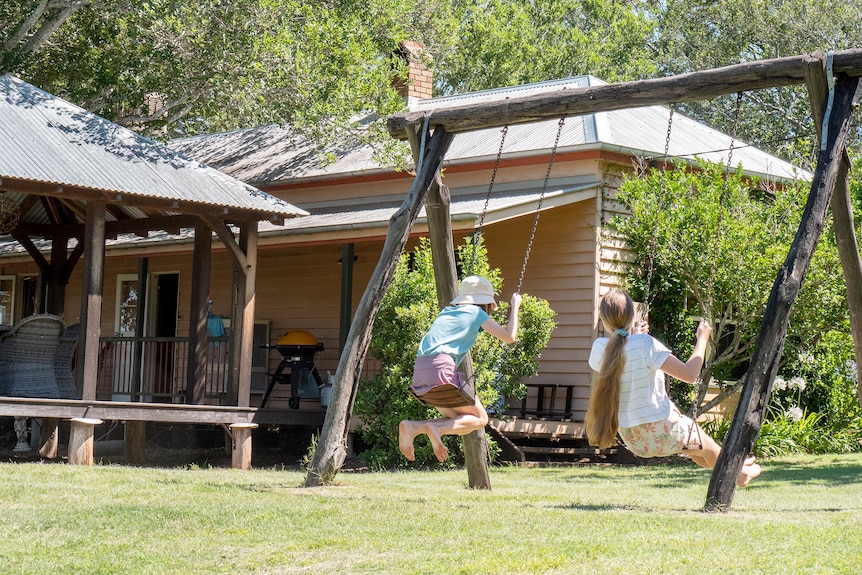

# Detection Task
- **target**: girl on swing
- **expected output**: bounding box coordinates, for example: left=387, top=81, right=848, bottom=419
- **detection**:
left=586, top=289, right=762, bottom=487
left=399, top=275, right=522, bottom=462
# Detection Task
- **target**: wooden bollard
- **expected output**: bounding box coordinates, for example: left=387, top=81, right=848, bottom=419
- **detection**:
left=39, top=418, right=60, bottom=459
left=229, top=423, right=258, bottom=470
left=68, top=418, right=103, bottom=466
left=124, top=420, right=147, bottom=465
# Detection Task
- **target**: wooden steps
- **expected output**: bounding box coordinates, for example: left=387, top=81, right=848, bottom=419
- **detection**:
left=488, top=417, right=627, bottom=465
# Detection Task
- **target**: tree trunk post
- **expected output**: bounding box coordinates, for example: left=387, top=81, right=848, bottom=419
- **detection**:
left=425, top=172, right=492, bottom=489
left=304, top=126, right=454, bottom=487
left=804, top=53, right=862, bottom=405
left=704, top=74, right=860, bottom=512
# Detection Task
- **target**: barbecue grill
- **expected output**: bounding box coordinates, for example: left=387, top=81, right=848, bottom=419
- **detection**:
left=261, top=330, right=325, bottom=409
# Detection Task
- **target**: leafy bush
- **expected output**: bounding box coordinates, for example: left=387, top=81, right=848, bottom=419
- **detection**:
left=353, top=237, right=556, bottom=468
left=612, top=157, right=862, bottom=455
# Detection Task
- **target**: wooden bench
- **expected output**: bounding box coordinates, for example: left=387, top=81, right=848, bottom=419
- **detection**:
left=520, top=383, right=574, bottom=420
left=0, top=397, right=325, bottom=469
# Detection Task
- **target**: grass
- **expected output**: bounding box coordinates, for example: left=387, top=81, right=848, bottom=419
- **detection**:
left=1, top=454, right=861, bottom=574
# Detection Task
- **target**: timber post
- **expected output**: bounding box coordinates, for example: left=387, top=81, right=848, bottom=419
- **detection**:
left=229, top=422, right=258, bottom=470
left=704, top=74, right=860, bottom=512
left=125, top=420, right=147, bottom=464
left=804, top=52, right=862, bottom=405
left=187, top=222, right=212, bottom=405
left=304, top=127, right=455, bottom=487
left=68, top=417, right=103, bottom=465
left=77, top=200, right=106, bottom=401
left=424, top=170, right=492, bottom=489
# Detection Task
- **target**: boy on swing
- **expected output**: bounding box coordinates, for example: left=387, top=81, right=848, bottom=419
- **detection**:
left=399, top=275, right=522, bottom=462
left=586, top=289, right=762, bottom=487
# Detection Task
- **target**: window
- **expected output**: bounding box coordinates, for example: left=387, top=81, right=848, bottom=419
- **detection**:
left=0, top=275, right=14, bottom=326
left=116, top=275, right=139, bottom=335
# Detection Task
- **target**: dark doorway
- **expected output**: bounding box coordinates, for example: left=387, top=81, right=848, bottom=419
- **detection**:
left=152, top=273, right=179, bottom=400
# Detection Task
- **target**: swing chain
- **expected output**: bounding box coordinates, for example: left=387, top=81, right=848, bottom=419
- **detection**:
left=705, top=91, right=743, bottom=316
left=469, top=125, right=509, bottom=276
left=517, top=117, right=565, bottom=294
left=642, top=104, right=675, bottom=318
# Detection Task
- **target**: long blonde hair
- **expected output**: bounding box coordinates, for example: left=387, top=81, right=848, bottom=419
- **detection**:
left=585, top=290, right=635, bottom=449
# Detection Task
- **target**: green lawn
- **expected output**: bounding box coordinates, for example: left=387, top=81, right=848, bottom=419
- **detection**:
left=1, top=454, right=860, bottom=574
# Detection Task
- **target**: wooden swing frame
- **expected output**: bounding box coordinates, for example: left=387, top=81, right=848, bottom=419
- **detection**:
left=306, top=50, right=862, bottom=511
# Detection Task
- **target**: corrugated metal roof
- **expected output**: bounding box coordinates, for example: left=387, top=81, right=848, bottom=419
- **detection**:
left=257, top=182, right=599, bottom=238
left=0, top=74, right=307, bottom=220
left=170, top=75, right=805, bottom=184
left=0, top=179, right=600, bottom=256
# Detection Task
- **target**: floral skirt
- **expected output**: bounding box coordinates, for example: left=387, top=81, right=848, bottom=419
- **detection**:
left=618, top=407, right=701, bottom=458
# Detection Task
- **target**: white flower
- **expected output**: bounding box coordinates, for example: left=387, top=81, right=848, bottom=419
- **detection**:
left=786, top=406, right=804, bottom=422
left=773, top=376, right=787, bottom=391
left=797, top=352, right=815, bottom=367
left=846, top=360, right=858, bottom=381
left=789, top=376, right=806, bottom=391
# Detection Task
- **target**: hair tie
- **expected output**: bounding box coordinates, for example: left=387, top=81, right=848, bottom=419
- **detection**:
left=613, top=328, right=629, bottom=338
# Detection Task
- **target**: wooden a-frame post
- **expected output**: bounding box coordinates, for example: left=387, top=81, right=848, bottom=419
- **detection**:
left=406, top=126, right=492, bottom=489
left=704, top=73, right=860, bottom=512
left=305, top=127, right=454, bottom=487
left=804, top=53, right=862, bottom=406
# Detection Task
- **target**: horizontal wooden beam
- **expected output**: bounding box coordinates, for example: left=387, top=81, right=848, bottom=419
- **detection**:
left=0, top=397, right=326, bottom=426
left=387, top=49, right=862, bottom=140
left=0, top=177, right=288, bottom=224
left=13, top=214, right=203, bottom=239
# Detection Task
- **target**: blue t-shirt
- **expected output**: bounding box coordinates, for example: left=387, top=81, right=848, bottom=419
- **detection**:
left=417, top=304, right=490, bottom=367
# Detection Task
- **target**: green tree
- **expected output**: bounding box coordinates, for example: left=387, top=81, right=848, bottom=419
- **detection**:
left=439, top=0, right=658, bottom=93
left=649, top=0, right=862, bottom=166
left=609, top=158, right=839, bottom=414
left=2, top=0, right=458, bottom=148
left=353, top=237, right=556, bottom=468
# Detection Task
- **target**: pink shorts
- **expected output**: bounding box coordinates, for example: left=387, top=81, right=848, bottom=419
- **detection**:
left=618, top=408, right=701, bottom=458
left=410, top=354, right=466, bottom=396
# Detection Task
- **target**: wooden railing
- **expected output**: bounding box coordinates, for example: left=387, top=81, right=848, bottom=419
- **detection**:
left=96, top=336, right=230, bottom=402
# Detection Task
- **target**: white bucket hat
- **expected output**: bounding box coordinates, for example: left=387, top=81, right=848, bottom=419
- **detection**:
left=451, top=275, right=498, bottom=311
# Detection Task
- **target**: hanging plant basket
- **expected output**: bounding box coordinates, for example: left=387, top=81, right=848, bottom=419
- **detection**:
left=0, top=194, right=20, bottom=234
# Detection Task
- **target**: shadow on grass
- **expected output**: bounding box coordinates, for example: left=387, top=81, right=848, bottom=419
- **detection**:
left=755, top=459, right=862, bottom=487
left=530, top=456, right=862, bottom=493
left=554, top=502, right=662, bottom=512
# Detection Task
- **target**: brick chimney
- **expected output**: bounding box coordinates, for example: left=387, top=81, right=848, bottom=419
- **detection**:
left=394, top=41, right=433, bottom=102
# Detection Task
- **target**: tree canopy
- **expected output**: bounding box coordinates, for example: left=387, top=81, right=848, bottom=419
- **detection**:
left=1, top=0, right=457, bottom=147
left=5, top=0, right=858, bottom=166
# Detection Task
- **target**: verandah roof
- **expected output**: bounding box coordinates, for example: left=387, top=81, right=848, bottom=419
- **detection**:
left=0, top=74, right=307, bottom=229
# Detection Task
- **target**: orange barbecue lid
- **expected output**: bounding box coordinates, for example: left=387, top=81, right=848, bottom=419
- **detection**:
left=277, top=329, right=319, bottom=346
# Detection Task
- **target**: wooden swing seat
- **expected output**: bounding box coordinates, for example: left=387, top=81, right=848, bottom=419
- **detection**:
left=411, top=385, right=474, bottom=408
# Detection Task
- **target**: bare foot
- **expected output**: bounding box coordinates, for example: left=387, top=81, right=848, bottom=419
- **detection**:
left=745, top=455, right=756, bottom=466
left=425, top=426, right=449, bottom=462
left=398, top=421, right=417, bottom=461
left=737, top=463, right=762, bottom=488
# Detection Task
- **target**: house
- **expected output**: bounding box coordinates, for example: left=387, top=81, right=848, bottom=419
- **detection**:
left=166, top=67, right=803, bottom=453
left=0, top=73, right=308, bottom=466
left=0, top=56, right=803, bottom=462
